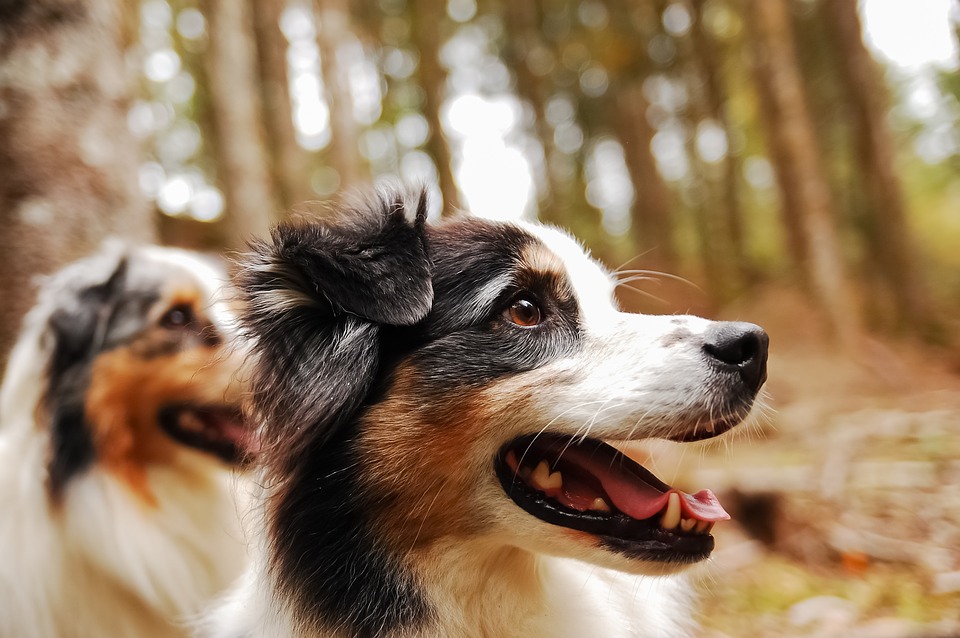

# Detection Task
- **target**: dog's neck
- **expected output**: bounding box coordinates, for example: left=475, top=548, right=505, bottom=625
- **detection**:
left=412, top=540, right=550, bottom=637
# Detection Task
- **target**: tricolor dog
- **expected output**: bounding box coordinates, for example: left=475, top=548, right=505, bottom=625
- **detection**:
left=0, top=246, right=254, bottom=638
left=204, top=190, right=768, bottom=638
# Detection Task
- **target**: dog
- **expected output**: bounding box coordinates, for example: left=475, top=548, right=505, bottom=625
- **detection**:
left=0, top=245, right=255, bottom=638
left=202, top=189, right=769, bottom=638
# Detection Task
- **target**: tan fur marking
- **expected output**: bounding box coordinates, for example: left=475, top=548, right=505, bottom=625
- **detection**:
left=85, top=341, right=241, bottom=506
left=520, top=243, right=566, bottom=278
left=359, top=364, right=494, bottom=551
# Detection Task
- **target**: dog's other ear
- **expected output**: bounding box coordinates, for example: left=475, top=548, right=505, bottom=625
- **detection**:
left=238, top=189, right=433, bottom=473
left=43, top=251, right=129, bottom=499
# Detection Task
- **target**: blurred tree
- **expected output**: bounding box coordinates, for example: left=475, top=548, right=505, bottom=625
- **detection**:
left=743, top=0, right=859, bottom=342
left=502, top=0, right=566, bottom=226
left=615, top=83, right=679, bottom=275
left=410, top=0, right=462, bottom=214
left=201, top=0, right=276, bottom=247
left=821, top=0, right=934, bottom=335
left=687, top=0, right=750, bottom=289
left=0, top=0, right=154, bottom=365
left=253, top=0, right=313, bottom=209
left=316, top=0, right=367, bottom=191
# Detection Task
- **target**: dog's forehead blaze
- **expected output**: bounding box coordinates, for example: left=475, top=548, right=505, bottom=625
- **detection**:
left=516, top=222, right=617, bottom=316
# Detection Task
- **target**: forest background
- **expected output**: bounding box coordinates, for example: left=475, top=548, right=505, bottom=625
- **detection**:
left=1, top=0, right=959, bottom=635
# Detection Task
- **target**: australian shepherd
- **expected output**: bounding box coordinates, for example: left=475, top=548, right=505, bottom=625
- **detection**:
left=0, top=245, right=254, bottom=638
left=203, top=189, right=769, bottom=638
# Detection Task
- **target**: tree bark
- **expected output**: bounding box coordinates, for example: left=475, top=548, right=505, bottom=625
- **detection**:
left=614, top=83, right=678, bottom=275
left=821, top=0, right=933, bottom=334
left=688, top=0, right=751, bottom=289
left=501, top=0, right=564, bottom=226
left=0, top=0, right=153, bottom=365
left=315, top=0, right=366, bottom=190
left=410, top=0, right=461, bottom=215
left=202, top=0, right=276, bottom=247
left=252, top=0, right=313, bottom=210
left=744, top=0, right=860, bottom=342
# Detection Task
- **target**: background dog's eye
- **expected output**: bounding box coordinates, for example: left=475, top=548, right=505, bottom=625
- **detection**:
left=506, top=296, right=542, bottom=327
left=161, top=304, right=194, bottom=328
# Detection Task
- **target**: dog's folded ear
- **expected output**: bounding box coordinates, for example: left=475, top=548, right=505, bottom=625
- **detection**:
left=238, top=189, right=433, bottom=469
left=246, top=189, right=433, bottom=327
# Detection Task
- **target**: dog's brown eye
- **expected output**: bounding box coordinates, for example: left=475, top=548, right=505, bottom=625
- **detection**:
left=161, top=304, right=194, bottom=328
left=506, top=297, right=542, bottom=327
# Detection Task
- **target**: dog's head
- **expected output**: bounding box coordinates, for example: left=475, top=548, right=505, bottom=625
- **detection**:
left=241, top=189, right=768, bottom=627
left=0, top=244, right=253, bottom=503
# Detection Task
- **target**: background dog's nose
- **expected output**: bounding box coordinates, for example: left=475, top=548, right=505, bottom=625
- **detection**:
left=702, top=322, right=769, bottom=392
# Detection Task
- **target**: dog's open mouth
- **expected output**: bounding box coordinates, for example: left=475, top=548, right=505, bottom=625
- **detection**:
left=495, top=434, right=728, bottom=563
left=158, top=404, right=256, bottom=465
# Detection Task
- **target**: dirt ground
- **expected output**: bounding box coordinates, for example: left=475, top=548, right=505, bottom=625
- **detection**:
left=642, top=291, right=960, bottom=637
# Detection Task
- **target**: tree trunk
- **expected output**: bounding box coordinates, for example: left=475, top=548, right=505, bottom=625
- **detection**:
left=614, top=83, right=678, bottom=275
left=821, top=0, right=933, bottom=335
left=0, top=0, right=153, bottom=365
left=252, top=0, right=313, bottom=210
left=688, top=0, right=751, bottom=288
left=501, top=0, right=565, bottom=226
left=410, top=0, right=461, bottom=215
left=744, top=0, right=860, bottom=342
left=201, top=0, right=276, bottom=247
left=315, top=0, right=366, bottom=190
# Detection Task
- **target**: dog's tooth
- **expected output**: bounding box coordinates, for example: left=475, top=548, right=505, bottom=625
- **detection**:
left=706, top=422, right=715, bottom=433
left=531, top=461, right=552, bottom=490
left=661, top=493, right=681, bottom=530
left=590, top=498, right=611, bottom=513
left=695, top=520, right=710, bottom=533
left=680, top=517, right=696, bottom=532
left=545, top=469, right=563, bottom=490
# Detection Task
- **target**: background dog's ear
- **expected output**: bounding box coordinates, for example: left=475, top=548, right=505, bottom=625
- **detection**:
left=42, top=250, right=130, bottom=499
left=238, top=189, right=433, bottom=474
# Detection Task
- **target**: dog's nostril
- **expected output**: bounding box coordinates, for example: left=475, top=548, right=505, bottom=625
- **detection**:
left=702, top=322, right=769, bottom=392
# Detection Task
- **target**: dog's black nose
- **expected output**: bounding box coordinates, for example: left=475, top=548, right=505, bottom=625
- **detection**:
left=702, top=322, right=769, bottom=392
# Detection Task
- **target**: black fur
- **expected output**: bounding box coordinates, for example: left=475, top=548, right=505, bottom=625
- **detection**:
left=239, top=190, right=586, bottom=636
left=45, top=255, right=131, bottom=498
left=238, top=192, right=435, bottom=636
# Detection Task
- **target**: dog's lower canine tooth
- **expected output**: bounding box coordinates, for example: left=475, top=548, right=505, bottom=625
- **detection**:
left=695, top=519, right=710, bottom=533
left=544, top=470, right=562, bottom=490
left=590, top=498, right=610, bottom=512
left=680, top=518, right=696, bottom=532
left=661, top=492, right=681, bottom=529
left=531, top=461, right=551, bottom=489
left=531, top=460, right=563, bottom=490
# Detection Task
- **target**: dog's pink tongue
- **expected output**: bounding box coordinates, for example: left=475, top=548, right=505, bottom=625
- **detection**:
left=605, top=485, right=728, bottom=522
left=563, top=446, right=729, bottom=522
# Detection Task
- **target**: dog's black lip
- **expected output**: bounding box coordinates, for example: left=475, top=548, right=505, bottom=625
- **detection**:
left=158, top=404, right=252, bottom=465
left=666, top=416, right=741, bottom=443
left=494, top=435, right=714, bottom=562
